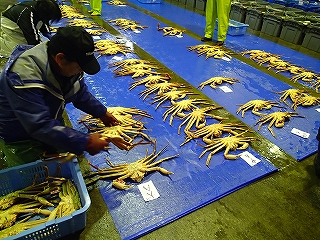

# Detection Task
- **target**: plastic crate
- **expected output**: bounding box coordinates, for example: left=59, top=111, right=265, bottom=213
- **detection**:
left=302, top=23, right=320, bottom=52
left=0, top=159, right=91, bottom=240
left=245, top=7, right=265, bottom=30
left=186, top=0, right=196, bottom=8
left=195, top=0, right=206, bottom=11
left=261, top=11, right=284, bottom=36
left=230, top=3, right=247, bottom=23
left=280, top=17, right=307, bottom=44
left=227, top=19, right=250, bottom=35
left=178, top=0, right=187, bottom=5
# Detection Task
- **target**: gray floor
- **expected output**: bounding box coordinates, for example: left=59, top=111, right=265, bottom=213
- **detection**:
left=1, top=0, right=320, bottom=239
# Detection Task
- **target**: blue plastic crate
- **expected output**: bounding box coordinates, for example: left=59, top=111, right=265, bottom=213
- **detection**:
left=227, top=19, right=249, bottom=35
left=0, top=159, right=91, bottom=240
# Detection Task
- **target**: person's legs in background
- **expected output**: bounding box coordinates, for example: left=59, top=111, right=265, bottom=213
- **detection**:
left=216, top=0, right=231, bottom=45
left=90, top=0, right=102, bottom=16
left=201, top=0, right=217, bottom=42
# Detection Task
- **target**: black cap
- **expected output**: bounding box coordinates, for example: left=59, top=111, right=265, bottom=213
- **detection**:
left=49, top=26, right=100, bottom=75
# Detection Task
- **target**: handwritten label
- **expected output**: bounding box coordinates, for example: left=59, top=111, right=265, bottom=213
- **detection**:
left=291, top=128, right=310, bottom=139
left=112, top=56, right=123, bottom=61
left=92, top=36, right=101, bottom=40
left=219, top=85, right=233, bottom=93
left=138, top=181, right=160, bottom=202
left=240, top=151, right=261, bottom=166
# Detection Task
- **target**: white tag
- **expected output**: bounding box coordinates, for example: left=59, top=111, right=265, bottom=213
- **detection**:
left=291, top=128, right=310, bottom=139
left=240, top=151, right=261, bottom=166
left=176, top=35, right=183, bottom=38
left=133, top=30, right=141, bottom=33
left=138, top=180, right=160, bottom=202
left=125, top=41, right=134, bottom=49
left=112, top=56, right=123, bottom=61
left=222, top=56, right=231, bottom=61
left=219, top=85, right=233, bottom=93
left=316, top=108, right=320, bottom=112
left=92, top=36, right=101, bottom=40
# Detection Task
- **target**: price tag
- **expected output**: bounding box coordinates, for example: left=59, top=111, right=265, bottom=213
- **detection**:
left=138, top=181, right=160, bottom=202
left=92, top=36, right=101, bottom=40
left=219, top=85, right=233, bottom=93
left=291, top=128, right=310, bottom=139
left=222, top=56, right=231, bottom=61
left=112, top=56, right=123, bottom=61
left=240, top=151, right=261, bottom=166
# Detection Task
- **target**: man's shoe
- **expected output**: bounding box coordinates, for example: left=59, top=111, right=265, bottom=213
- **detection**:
left=215, top=41, right=224, bottom=46
left=201, top=37, right=212, bottom=42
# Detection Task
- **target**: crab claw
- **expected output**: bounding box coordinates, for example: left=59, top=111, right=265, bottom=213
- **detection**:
left=112, top=179, right=131, bottom=190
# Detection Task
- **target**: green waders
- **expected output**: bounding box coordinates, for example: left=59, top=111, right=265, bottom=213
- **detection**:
left=0, top=139, right=57, bottom=168
left=90, top=0, right=102, bottom=15
left=204, top=0, right=231, bottom=42
left=0, top=16, right=28, bottom=58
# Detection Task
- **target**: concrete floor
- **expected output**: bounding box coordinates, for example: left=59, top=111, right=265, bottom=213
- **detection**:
left=1, top=0, right=320, bottom=239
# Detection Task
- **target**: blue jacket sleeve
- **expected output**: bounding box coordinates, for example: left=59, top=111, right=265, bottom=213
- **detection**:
left=5, top=85, right=89, bottom=155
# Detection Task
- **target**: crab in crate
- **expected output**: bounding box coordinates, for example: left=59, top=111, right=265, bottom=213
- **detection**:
left=129, top=73, right=171, bottom=90
left=291, top=95, right=320, bottom=110
left=84, top=141, right=180, bottom=189
left=139, top=82, right=186, bottom=100
left=291, top=71, right=318, bottom=82
left=198, top=77, right=239, bottom=89
left=151, top=89, right=196, bottom=109
left=274, top=88, right=308, bottom=105
left=236, top=99, right=281, bottom=118
left=181, top=122, right=248, bottom=146
left=163, top=98, right=212, bottom=125
left=177, top=106, right=225, bottom=135
left=255, top=111, right=304, bottom=138
left=199, top=131, right=256, bottom=166
left=157, top=23, right=185, bottom=37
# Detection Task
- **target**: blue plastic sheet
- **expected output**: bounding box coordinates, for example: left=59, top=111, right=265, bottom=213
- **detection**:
left=91, top=1, right=320, bottom=160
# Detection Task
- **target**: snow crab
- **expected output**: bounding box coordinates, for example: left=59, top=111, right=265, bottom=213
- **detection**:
left=241, top=50, right=278, bottom=61
left=198, top=77, right=239, bottom=89
left=139, top=82, right=186, bottom=100
left=236, top=99, right=281, bottom=117
left=177, top=106, right=225, bottom=135
left=255, top=111, right=303, bottom=138
left=84, top=141, right=180, bottom=189
left=67, top=19, right=99, bottom=28
left=291, top=95, right=320, bottom=110
left=157, top=23, right=185, bottom=37
left=291, top=71, right=318, bottom=82
left=180, top=122, right=248, bottom=146
left=106, top=0, right=126, bottom=5
left=151, top=89, right=196, bottom=109
left=114, top=64, right=162, bottom=78
left=199, top=131, right=256, bottom=166
left=129, top=73, right=171, bottom=90
left=162, top=98, right=212, bottom=125
left=274, top=88, right=308, bottom=105
left=109, top=58, right=153, bottom=70
left=109, top=18, right=148, bottom=31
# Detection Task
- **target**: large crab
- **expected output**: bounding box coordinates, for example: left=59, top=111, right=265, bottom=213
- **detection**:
left=198, top=77, right=239, bottom=89
left=109, top=58, right=153, bottom=70
left=157, top=23, right=185, bottom=37
left=114, top=65, right=162, bottom=78
left=241, top=50, right=278, bottom=61
left=291, top=95, right=320, bottom=110
left=139, top=82, right=186, bottom=100
left=291, top=71, right=318, bottom=82
left=255, top=111, right=303, bottom=138
left=199, top=131, right=256, bottom=166
left=129, top=74, right=171, bottom=90
left=198, top=47, right=232, bottom=60
left=84, top=142, right=180, bottom=189
left=274, top=88, right=308, bottom=105
left=162, top=98, right=212, bottom=125
left=177, top=106, right=225, bottom=135
left=151, top=89, right=196, bottom=109
left=236, top=99, right=281, bottom=117
left=181, top=122, right=248, bottom=146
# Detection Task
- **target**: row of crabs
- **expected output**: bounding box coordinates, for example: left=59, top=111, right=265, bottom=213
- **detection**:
left=79, top=56, right=299, bottom=190
left=241, top=49, right=320, bottom=92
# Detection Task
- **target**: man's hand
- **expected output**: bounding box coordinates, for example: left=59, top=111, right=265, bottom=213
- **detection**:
left=85, top=133, right=109, bottom=155
left=100, top=111, right=119, bottom=127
